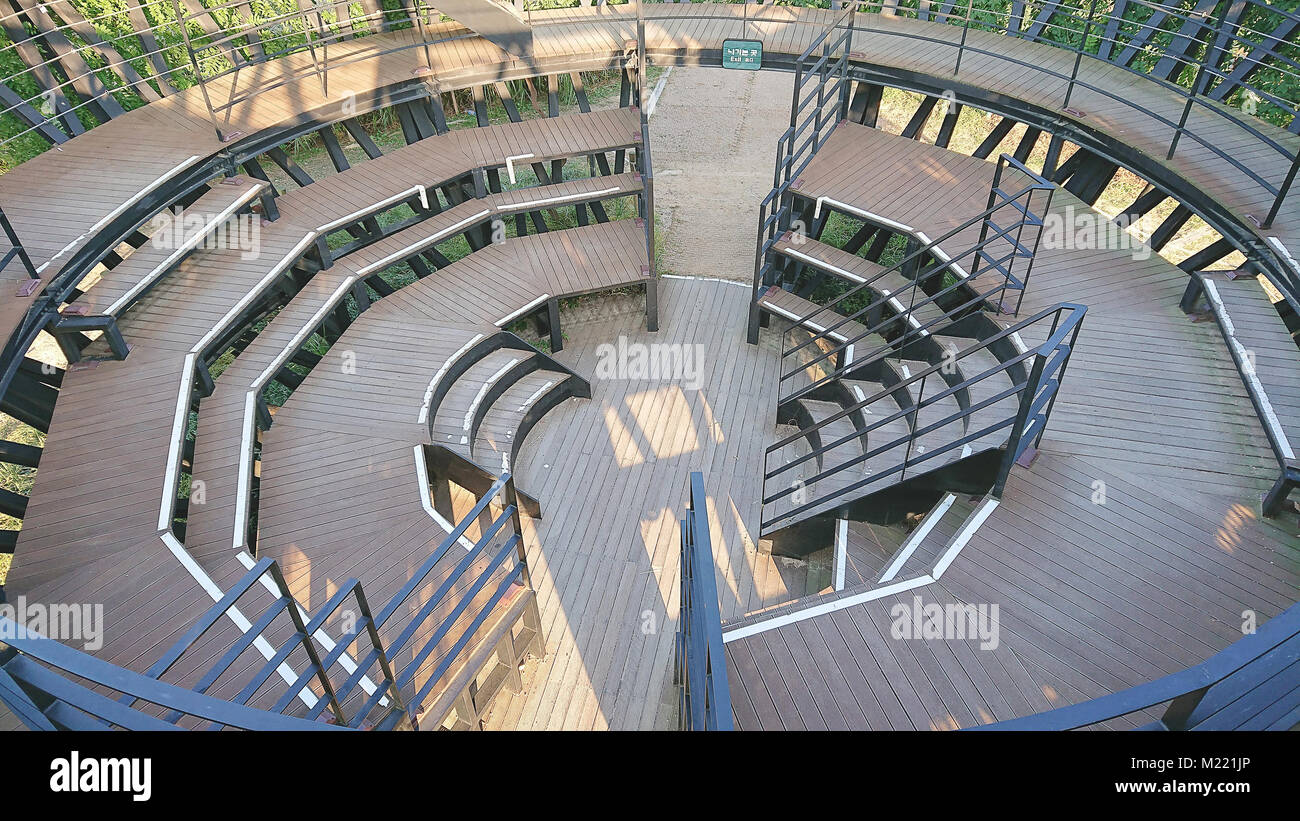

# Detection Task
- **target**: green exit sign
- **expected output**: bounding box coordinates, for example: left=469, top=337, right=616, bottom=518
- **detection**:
left=722, top=39, right=763, bottom=70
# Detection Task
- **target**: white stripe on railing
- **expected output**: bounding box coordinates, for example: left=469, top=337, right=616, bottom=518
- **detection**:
left=463, top=358, right=521, bottom=443
left=932, top=497, right=999, bottom=579
left=316, top=185, right=428, bottom=234
left=496, top=293, right=549, bottom=327
left=879, top=493, right=955, bottom=583
left=412, top=446, right=478, bottom=552
left=504, top=153, right=536, bottom=185
left=418, top=333, right=486, bottom=425
left=37, top=155, right=204, bottom=273
left=356, top=210, right=492, bottom=276
left=502, top=186, right=622, bottom=211
left=1203, top=279, right=1296, bottom=460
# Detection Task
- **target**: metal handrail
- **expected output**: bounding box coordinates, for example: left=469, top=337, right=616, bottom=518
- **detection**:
left=761, top=302, right=1085, bottom=531
left=0, top=616, right=347, bottom=730
left=675, top=471, right=733, bottom=731
left=975, top=598, right=1300, bottom=730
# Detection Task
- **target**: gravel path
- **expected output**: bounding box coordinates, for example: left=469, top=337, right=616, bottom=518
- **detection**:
left=650, top=67, right=791, bottom=283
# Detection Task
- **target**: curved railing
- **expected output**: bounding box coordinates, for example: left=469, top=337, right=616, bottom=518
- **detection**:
left=3, top=2, right=1296, bottom=166
left=975, top=600, right=1300, bottom=730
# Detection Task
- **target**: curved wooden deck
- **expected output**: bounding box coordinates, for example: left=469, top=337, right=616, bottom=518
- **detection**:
left=724, top=126, right=1299, bottom=730
left=1, top=6, right=1295, bottom=347
left=1, top=6, right=1298, bottom=731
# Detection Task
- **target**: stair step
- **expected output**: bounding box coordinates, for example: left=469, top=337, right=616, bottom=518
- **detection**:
left=474, top=368, right=570, bottom=472
left=73, top=177, right=269, bottom=316
left=759, top=285, right=864, bottom=345
left=877, top=493, right=977, bottom=583
left=773, top=235, right=949, bottom=330
left=431, top=348, right=534, bottom=460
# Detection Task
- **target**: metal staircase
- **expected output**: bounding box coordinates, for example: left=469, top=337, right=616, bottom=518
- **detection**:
left=748, top=6, right=1085, bottom=555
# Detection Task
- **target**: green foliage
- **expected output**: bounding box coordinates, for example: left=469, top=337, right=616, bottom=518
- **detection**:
left=5, top=1, right=1291, bottom=170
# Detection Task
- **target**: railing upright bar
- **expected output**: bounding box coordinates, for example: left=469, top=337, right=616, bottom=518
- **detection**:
left=170, top=0, right=228, bottom=142
left=1265, top=150, right=1300, bottom=229
left=1062, top=0, right=1100, bottom=112
left=677, top=471, right=732, bottom=731
left=0, top=208, right=39, bottom=279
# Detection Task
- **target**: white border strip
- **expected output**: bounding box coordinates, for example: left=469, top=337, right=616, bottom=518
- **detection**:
left=722, top=575, right=933, bottom=643
left=518, top=380, right=553, bottom=412
left=1266, top=236, right=1300, bottom=280
left=879, top=493, right=955, bottom=583
left=191, top=232, right=319, bottom=355
left=233, top=550, right=382, bottom=704
left=496, top=293, right=550, bottom=327
left=813, top=197, right=913, bottom=233
left=36, top=155, right=204, bottom=273
left=660, top=274, right=749, bottom=288
left=412, top=446, right=477, bottom=551
left=159, top=532, right=316, bottom=709
left=832, top=518, right=847, bottom=591
left=356, top=210, right=492, bottom=277
left=317, top=185, right=428, bottom=234
left=503, top=186, right=622, bottom=212
left=232, top=392, right=258, bottom=549
left=725, top=494, right=1002, bottom=643
left=418, top=334, right=486, bottom=424
left=915, top=231, right=970, bottom=280
left=463, top=358, right=520, bottom=440
left=252, top=276, right=357, bottom=389
left=932, top=497, right=999, bottom=579
left=1203, top=279, right=1295, bottom=460
left=781, top=247, right=865, bottom=284
left=159, top=355, right=198, bottom=531
left=760, top=300, right=850, bottom=344
left=645, top=66, right=672, bottom=118
left=505, top=153, right=535, bottom=184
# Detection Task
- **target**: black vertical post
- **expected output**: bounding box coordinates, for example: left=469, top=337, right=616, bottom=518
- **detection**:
left=1062, top=0, right=1099, bottom=112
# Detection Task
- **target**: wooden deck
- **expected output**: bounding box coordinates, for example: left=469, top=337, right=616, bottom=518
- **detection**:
left=4, top=104, right=644, bottom=693
left=725, top=126, right=1300, bottom=729
left=2, top=6, right=1299, bottom=729
left=2, top=6, right=1296, bottom=357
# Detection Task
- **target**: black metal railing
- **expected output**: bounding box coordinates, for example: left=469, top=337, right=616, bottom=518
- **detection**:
left=762, top=302, right=1085, bottom=533
left=673, top=471, right=733, bottom=731
left=0, top=469, right=535, bottom=731
left=772, top=155, right=1055, bottom=406
left=0, top=206, right=38, bottom=280
left=120, top=554, right=410, bottom=729
left=749, top=1, right=856, bottom=340
left=976, top=599, right=1300, bottom=730
left=0, top=615, right=343, bottom=730
left=4, top=1, right=1296, bottom=223
left=844, top=0, right=1300, bottom=227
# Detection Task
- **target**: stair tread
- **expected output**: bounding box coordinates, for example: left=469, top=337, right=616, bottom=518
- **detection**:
left=774, top=236, right=948, bottom=329
left=431, top=348, right=535, bottom=455
left=475, top=368, right=569, bottom=468
left=75, top=177, right=269, bottom=316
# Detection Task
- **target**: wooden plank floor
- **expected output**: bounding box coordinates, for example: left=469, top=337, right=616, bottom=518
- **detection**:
left=2, top=6, right=1295, bottom=360
left=4, top=110, right=644, bottom=688
left=725, top=127, right=1300, bottom=729
left=481, top=277, right=806, bottom=729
